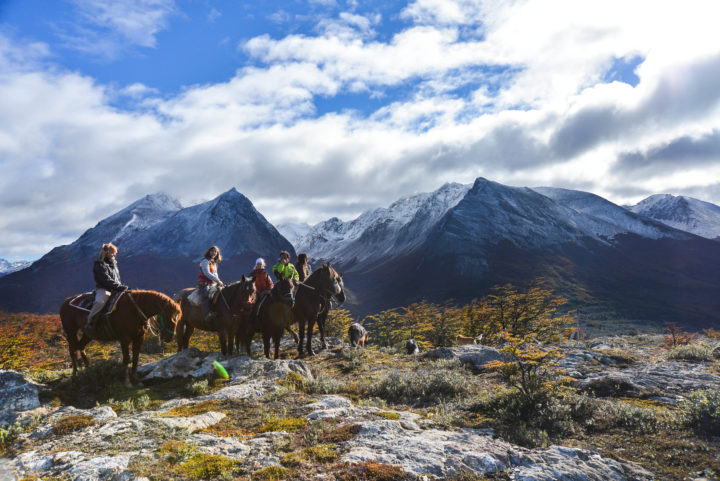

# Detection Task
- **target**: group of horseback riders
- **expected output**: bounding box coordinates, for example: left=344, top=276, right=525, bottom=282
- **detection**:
left=83, top=242, right=312, bottom=336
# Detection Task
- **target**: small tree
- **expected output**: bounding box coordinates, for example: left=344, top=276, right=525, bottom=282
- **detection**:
left=362, top=308, right=404, bottom=347
left=663, top=323, right=698, bottom=349
left=325, top=308, right=354, bottom=339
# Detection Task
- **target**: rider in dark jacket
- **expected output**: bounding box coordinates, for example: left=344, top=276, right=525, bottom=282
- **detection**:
left=85, top=243, right=128, bottom=334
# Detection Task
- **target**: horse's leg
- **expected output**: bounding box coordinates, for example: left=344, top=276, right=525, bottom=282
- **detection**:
left=218, top=330, right=228, bottom=357
left=306, top=315, right=316, bottom=357
left=176, top=319, right=185, bottom=352
left=296, top=315, right=306, bottom=358
left=183, top=325, right=194, bottom=350
left=286, top=326, right=299, bottom=345
left=131, top=336, right=143, bottom=384
left=78, top=333, right=92, bottom=368
left=318, top=308, right=328, bottom=350
left=262, top=330, right=271, bottom=359
left=273, top=330, right=281, bottom=360
left=67, top=332, right=79, bottom=376
left=120, top=339, right=131, bottom=386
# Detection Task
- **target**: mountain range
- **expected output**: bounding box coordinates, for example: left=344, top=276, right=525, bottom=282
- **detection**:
left=0, top=189, right=293, bottom=313
left=2, top=179, right=720, bottom=327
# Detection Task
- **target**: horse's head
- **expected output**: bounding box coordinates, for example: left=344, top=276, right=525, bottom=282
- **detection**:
left=275, top=274, right=296, bottom=299
left=159, top=298, right=182, bottom=343
left=230, top=275, right=257, bottom=313
left=323, top=263, right=345, bottom=305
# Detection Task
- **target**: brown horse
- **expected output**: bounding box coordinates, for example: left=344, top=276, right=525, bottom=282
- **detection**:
left=245, top=275, right=296, bottom=359
left=175, top=276, right=256, bottom=356
left=60, top=290, right=181, bottom=384
left=294, top=263, right=345, bottom=357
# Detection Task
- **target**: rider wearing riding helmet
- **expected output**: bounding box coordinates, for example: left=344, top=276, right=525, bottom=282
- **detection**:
left=252, top=258, right=273, bottom=293
left=198, top=246, right=223, bottom=322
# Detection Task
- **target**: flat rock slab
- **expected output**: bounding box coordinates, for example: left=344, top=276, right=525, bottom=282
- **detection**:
left=343, top=421, right=653, bottom=480
left=575, top=360, right=720, bottom=398
left=138, top=348, right=313, bottom=382
left=0, top=370, right=41, bottom=424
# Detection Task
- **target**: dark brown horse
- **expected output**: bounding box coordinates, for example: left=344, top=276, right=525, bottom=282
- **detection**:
left=294, top=263, right=345, bottom=357
left=175, top=276, right=256, bottom=356
left=60, top=290, right=181, bottom=384
left=245, top=275, right=296, bottom=359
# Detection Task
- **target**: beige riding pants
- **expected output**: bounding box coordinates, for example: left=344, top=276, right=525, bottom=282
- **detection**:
left=88, top=289, right=111, bottom=319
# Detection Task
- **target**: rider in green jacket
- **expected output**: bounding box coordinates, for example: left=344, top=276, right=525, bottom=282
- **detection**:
left=272, top=250, right=299, bottom=283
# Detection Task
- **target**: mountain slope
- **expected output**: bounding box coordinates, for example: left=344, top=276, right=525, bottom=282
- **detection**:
left=0, top=189, right=294, bottom=313
left=298, top=182, right=471, bottom=266
left=629, top=194, right=720, bottom=240
left=340, top=178, right=720, bottom=327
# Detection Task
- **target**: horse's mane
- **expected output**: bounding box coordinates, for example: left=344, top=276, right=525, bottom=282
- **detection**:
left=130, top=289, right=180, bottom=311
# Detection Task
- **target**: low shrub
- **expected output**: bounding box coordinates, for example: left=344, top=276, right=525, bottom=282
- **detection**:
left=332, top=461, right=412, bottom=481
left=259, top=416, right=308, bottom=433
left=52, top=414, right=96, bottom=435
left=303, top=443, right=339, bottom=463
left=681, top=389, right=720, bottom=437
left=176, top=453, right=241, bottom=479
left=320, top=423, right=361, bottom=443
left=252, top=465, right=291, bottom=480
left=186, top=379, right=209, bottom=396
left=474, top=388, right=595, bottom=447
left=158, top=440, right=196, bottom=464
left=666, top=342, right=717, bottom=362
left=303, top=372, right=346, bottom=395
left=591, top=400, right=673, bottom=434
left=366, top=369, right=469, bottom=406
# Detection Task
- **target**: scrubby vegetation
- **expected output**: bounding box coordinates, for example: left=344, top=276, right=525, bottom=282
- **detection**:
left=3, top=281, right=720, bottom=480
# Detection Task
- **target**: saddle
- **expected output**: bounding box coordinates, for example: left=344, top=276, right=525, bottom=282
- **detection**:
left=186, top=285, right=219, bottom=306
left=69, top=291, right=124, bottom=315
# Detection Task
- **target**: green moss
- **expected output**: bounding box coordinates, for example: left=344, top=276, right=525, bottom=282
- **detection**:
left=252, top=465, right=291, bottom=480
left=376, top=411, right=401, bottom=420
left=303, top=443, right=339, bottom=463
left=52, top=415, right=97, bottom=435
left=259, top=416, right=308, bottom=433
left=176, top=453, right=241, bottom=479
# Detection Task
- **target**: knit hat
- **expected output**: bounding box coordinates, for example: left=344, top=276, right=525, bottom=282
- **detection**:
left=255, top=258, right=265, bottom=268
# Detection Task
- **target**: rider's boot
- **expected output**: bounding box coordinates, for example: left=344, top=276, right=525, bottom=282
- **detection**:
left=84, top=313, right=99, bottom=337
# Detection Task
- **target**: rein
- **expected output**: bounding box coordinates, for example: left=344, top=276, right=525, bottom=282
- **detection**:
left=127, top=291, right=174, bottom=338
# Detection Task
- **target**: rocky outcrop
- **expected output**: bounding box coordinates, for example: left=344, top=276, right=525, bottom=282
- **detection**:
left=302, top=395, right=653, bottom=480
left=422, top=345, right=506, bottom=370
left=137, top=347, right=313, bottom=382
left=0, top=370, right=41, bottom=424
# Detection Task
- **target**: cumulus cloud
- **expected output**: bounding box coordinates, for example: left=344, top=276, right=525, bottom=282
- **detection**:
left=2, top=0, right=720, bottom=258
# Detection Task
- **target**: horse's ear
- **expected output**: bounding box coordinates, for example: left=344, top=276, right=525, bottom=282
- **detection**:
left=242, top=274, right=246, bottom=281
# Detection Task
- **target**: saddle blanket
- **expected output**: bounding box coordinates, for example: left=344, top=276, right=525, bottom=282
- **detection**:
left=69, top=291, right=124, bottom=314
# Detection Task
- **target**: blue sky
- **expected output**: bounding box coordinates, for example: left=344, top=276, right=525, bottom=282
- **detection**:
left=1, top=0, right=720, bottom=260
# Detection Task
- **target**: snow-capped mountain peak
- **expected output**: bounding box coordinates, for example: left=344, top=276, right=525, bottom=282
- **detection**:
left=0, top=258, right=31, bottom=277
left=295, top=182, right=471, bottom=264
left=629, top=194, right=720, bottom=240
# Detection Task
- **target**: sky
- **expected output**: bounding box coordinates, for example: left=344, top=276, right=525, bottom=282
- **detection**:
left=1, top=0, right=720, bottom=261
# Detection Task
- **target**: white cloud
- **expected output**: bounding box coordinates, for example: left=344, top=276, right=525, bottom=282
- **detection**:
left=59, top=0, right=176, bottom=57
left=2, top=1, right=720, bottom=258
